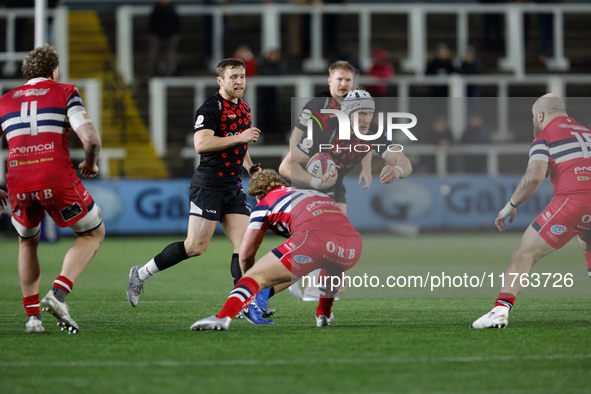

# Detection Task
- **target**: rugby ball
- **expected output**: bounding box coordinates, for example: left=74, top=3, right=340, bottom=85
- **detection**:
left=306, top=152, right=336, bottom=179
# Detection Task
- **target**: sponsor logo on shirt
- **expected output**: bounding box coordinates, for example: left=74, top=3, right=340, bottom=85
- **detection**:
left=194, top=115, right=204, bottom=129
left=293, top=255, right=313, bottom=264
left=550, top=225, right=567, bottom=235
left=9, top=142, right=54, bottom=156
left=557, top=123, right=589, bottom=131
left=12, top=88, right=50, bottom=98
left=574, top=166, right=591, bottom=174
left=9, top=160, right=17, bottom=167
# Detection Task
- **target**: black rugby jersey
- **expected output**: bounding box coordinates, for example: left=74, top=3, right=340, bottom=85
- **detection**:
left=298, top=117, right=392, bottom=178
left=294, top=90, right=341, bottom=132
left=191, top=92, right=252, bottom=191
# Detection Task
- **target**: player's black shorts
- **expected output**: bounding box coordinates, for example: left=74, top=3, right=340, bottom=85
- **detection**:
left=325, top=177, right=347, bottom=204
left=188, top=187, right=251, bottom=221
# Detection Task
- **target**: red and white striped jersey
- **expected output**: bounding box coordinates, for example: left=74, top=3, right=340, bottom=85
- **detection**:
left=247, top=186, right=356, bottom=237
left=529, top=116, right=591, bottom=198
left=0, top=78, right=87, bottom=192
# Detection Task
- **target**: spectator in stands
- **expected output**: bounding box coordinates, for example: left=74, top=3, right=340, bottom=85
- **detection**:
left=366, top=49, right=395, bottom=98
left=534, top=0, right=563, bottom=65
left=461, top=114, right=492, bottom=173
left=333, top=40, right=362, bottom=75
left=421, top=115, right=454, bottom=173
left=257, top=49, right=288, bottom=144
left=426, top=43, right=457, bottom=97
left=232, top=45, right=258, bottom=77
left=459, top=46, right=483, bottom=97
left=480, top=0, right=507, bottom=50
left=146, top=0, right=180, bottom=79
left=425, top=115, right=453, bottom=148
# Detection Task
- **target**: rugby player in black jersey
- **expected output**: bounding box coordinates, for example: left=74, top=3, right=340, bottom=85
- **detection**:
left=288, top=61, right=373, bottom=214
left=280, top=88, right=413, bottom=207
left=126, top=59, right=264, bottom=322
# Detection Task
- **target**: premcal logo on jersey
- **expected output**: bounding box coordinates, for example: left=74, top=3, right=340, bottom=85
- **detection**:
left=9, top=142, right=54, bottom=156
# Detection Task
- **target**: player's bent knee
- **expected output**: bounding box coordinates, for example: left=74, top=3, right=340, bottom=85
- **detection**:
left=70, top=204, right=103, bottom=235
left=184, top=241, right=209, bottom=258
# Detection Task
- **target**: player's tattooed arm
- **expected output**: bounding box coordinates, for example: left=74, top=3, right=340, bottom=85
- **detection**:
left=0, top=189, right=8, bottom=211
left=512, top=160, right=548, bottom=205
left=75, top=122, right=101, bottom=177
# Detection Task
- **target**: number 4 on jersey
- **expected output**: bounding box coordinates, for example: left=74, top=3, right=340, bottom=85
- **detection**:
left=20, top=101, right=38, bottom=136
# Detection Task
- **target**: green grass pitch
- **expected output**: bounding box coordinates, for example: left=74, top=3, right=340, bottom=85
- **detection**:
left=0, top=232, right=590, bottom=394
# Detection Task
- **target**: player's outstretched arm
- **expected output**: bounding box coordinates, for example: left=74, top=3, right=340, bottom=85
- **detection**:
left=495, top=159, right=548, bottom=231
left=74, top=122, right=101, bottom=178
left=359, top=151, right=373, bottom=189
left=380, top=150, right=412, bottom=184
left=194, top=127, right=260, bottom=154
left=239, top=228, right=266, bottom=274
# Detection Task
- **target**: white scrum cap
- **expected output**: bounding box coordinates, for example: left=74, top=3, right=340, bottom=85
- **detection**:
left=340, top=89, right=375, bottom=117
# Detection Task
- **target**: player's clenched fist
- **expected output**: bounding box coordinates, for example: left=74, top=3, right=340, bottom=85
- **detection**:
left=79, top=161, right=99, bottom=178
left=240, top=127, right=261, bottom=143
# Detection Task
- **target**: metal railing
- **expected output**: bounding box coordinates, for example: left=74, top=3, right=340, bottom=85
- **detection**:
left=116, top=3, right=591, bottom=84
left=179, top=143, right=532, bottom=178
left=0, top=6, right=69, bottom=80
left=148, top=73, right=591, bottom=157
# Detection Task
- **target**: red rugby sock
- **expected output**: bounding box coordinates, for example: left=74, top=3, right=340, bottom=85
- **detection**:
left=316, top=297, right=335, bottom=318
left=494, top=292, right=515, bottom=311
left=23, top=294, right=40, bottom=316
left=217, top=277, right=259, bottom=319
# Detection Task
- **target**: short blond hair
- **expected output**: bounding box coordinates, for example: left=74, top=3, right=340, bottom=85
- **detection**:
left=216, top=58, right=246, bottom=78
left=247, top=169, right=289, bottom=200
left=328, top=60, right=355, bottom=77
left=22, top=44, right=59, bottom=80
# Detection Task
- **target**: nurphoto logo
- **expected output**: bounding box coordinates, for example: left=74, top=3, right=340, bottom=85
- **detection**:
left=306, top=109, right=418, bottom=153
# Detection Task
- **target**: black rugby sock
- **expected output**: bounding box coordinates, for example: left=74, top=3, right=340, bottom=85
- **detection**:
left=153, top=242, right=189, bottom=271
left=231, top=253, right=242, bottom=285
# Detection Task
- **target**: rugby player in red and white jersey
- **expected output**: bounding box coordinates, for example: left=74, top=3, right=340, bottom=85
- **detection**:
left=190, top=169, right=363, bottom=330
left=472, top=94, right=591, bottom=329
left=0, top=45, right=105, bottom=334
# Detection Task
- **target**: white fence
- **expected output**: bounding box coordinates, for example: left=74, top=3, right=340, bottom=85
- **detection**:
left=179, top=143, right=532, bottom=178
left=148, top=73, right=591, bottom=157
left=0, top=6, right=69, bottom=80
left=116, top=3, right=591, bottom=84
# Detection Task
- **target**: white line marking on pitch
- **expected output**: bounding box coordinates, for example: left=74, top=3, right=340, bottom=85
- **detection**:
left=1, top=354, right=590, bottom=368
